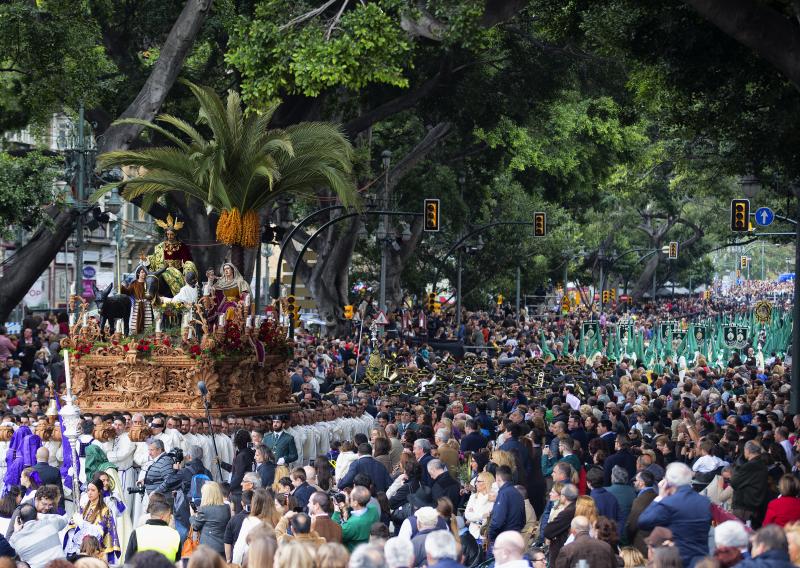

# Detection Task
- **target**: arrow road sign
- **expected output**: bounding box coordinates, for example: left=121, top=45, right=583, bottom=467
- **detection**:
left=755, top=207, right=774, bottom=227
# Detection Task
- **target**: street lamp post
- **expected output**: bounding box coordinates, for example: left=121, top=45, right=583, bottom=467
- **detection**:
left=105, top=188, right=123, bottom=291
left=378, top=150, right=392, bottom=313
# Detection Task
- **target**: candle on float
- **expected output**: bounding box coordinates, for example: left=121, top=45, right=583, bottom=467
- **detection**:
left=63, top=349, right=72, bottom=395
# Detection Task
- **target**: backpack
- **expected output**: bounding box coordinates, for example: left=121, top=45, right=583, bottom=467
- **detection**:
left=189, top=473, right=211, bottom=507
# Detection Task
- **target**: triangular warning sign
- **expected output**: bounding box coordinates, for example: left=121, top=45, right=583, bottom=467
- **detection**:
left=374, top=310, right=389, bottom=325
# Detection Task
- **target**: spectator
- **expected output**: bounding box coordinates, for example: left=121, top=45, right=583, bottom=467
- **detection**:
left=414, top=439, right=435, bottom=487
left=411, top=507, right=442, bottom=567
left=290, top=468, right=314, bottom=511
left=189, top=480, right=231, bottom=557
left=734, top=524, right=794, bottom=568
left=336, top=486, right=379, bottom=551
left=492, top=531, right=530, bottom=568
left=316, top=543, right=349, bottom=568
left=554, top=515, right=618, bottom=568
left=254, top=444, right=276, bottom=489
left=9, top=502, right=68, bottom=568
left=607, top=466, right=637, bottom=537
left=459, top=420, right=488, bottom=453
left=542, top=484, right=579, bottom=565
left=435, top=430, right=459, bottom=478
left=626, top=470, right=657, bottom=556
left=385, top=536, right=415, bottom=568
left=731, top=440, right=769, bottom=526
left=429, top=459, right=461, bottom=510
left=222, top=489, right=252, bottom=562
left=348, top=543, right=385, bottom=568
left=125, top=501, right=180, bottom=562
left=638, top=462, right=712, bottom=567
left=586, top=466, right=622, bottom=527
left=338, top=443, right=392, bottom=494
left=280, top=512, right=326, bottom=548
left=713, top=520, right=750, bottom=568
left=488, top=465, right=526, bottom=542
left=424, top=530, right=465, bottom=568
left=273, top=541, right=314, bottom=568
left=309, top=491, right=343, bottom=544
left=763, top=474, right=800, bottom=527
left=463, top=471, right=494, bottom=543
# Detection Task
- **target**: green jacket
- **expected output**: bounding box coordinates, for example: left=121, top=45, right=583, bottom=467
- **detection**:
left=263, top=431, right=298, bottom=465
left=333, top=504, right=379, bottom=551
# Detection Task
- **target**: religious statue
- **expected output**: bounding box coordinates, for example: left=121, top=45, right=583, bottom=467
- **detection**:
left=120, top=266, right=153, bottom=334
left=205, top=262, right=250, bottom=322
left=141, top=214, right=198, bottom=296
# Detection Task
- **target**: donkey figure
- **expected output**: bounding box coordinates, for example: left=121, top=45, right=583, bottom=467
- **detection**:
left=92, top=282, right=132, bottom=337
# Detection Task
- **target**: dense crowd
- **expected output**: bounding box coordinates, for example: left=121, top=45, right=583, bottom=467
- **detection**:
left=0, top=280, right=795, bottom=568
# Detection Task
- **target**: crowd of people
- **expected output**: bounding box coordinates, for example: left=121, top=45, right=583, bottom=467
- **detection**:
left=0, top=280, right=795, bottom=568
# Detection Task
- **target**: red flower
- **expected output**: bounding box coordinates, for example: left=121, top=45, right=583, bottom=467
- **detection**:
left=163, top=338, right=171, bottom=346
left=123, top=345, right=129, bottom=352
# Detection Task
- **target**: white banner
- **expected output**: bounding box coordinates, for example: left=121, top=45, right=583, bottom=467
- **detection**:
left=23, top=278, right=47, bottom=308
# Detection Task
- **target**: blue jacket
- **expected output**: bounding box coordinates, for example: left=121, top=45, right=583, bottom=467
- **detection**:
left=460, top=432, right=488, bottom=453
left=637, top=485, right=711, bottom=567
left=293, top=482, right=315, bottom=511
left=338, top=455, right=393, bottom=493
left=500, top=438, right=532, bottom=476
left=590, top=487, right=622, bottom=527
left=603, top=449, right=637, bottom=486
left=419, top=453, right=434, bottom=487
left=735, top=549, right=794, bottom=568
left=488, top=482, right=526, bottom=541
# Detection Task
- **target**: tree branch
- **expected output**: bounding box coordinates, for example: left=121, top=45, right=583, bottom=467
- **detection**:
left=400, top=2, right=447, bottom=40
left=279, top=0, right=338, bottom=30
left=386, top=122, right=452, bottom=190
left=682, top=0, right=800, bottom=88
left=99, top=0, right=214, bottom=152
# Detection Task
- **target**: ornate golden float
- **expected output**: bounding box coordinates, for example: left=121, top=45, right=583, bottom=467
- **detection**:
left=61, top=296, right=296, bottom=417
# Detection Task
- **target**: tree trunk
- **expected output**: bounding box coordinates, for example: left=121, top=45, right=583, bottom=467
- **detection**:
left=384, top=216, right=424, bottom=309
left=230, top=245, right=245, bottom=275
left=0, top=0, right=213, bottom=324
left=632, top=253, right=660, bottom=300
left=0, top=208, right=77, bottom=323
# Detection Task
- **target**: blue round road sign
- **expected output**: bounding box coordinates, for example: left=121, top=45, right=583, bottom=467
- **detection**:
left=755, top=207, right=774, bottom=227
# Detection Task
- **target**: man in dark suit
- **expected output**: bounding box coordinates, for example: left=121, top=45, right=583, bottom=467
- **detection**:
left=429, top=459, right=461, bottom=508
left=309, top=491, right=342, bottom=544
left=291, top=468, right=316, bottom=511
left=489, top=466, right=526, bottom=543
left=459, top=419, right=488, bottom=453
left=337, top=443, right=392, bottom=493
left=31, top=447, right=61, bottom=487
left=626, top=471, right=657, bottom=556
left=413, top=439, right=435, bottom=487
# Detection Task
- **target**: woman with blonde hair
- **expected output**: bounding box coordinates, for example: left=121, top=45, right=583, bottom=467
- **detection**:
left=242, top=535, right=277, bottom=568
left=187, top=545, right=228, bottom=568
left=190, top=481, right=231, bottom=557
left=491, top=450, right=517, bottom=480
left=463, top=471, right=495, bottom=543
left=574, top=495, right=599, bottom=529
left=274, top=541, right=315, bottom=568
left=620, top=546, right=646, bottom=568
left=232, top=488, right=281, bottom=564
left=316, top=542, right=350, bottom=568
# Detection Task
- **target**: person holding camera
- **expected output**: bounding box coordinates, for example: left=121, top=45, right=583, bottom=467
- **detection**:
left=137, top=439, right=177, bottom=497
left=216, top=429, right=254, bottom=514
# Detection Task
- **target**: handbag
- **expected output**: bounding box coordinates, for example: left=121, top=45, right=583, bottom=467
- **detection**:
left=181, top=526, right=200, bottom=559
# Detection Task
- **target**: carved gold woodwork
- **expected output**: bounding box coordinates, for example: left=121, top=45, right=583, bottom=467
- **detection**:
left=68, top=348, right=295, bottom=417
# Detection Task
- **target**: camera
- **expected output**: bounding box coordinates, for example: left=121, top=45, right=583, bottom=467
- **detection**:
left=127, top=486, right=146, bottom=495
left=334, top=493, right=347, bottom=504
left=166, top=448, right=184, bottom=464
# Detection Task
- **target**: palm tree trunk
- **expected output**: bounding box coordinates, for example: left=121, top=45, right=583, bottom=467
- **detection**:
left=230, top=245, right=245, bottom=274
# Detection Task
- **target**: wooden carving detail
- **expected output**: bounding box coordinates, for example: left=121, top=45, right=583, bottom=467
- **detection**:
left=69, top=351, right=294, bottom=417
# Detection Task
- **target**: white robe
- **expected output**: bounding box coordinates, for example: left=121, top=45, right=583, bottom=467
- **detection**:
left=103, top=434, right=137, bottom=516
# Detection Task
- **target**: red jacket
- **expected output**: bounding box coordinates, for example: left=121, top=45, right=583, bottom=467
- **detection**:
left=763, top=496, right=800, bottom=527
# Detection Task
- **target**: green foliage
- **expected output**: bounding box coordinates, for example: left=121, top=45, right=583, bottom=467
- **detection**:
left=0, top=151, right=60, bottom=239
left=226, top=1, right=412, bottom=107
left=0, top=1, right=120, bottom=130
left=95, top=82, right=358, bottom=214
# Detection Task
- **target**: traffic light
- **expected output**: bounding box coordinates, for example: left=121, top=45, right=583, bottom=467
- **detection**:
left=731, top=199, right=750, bottom=232
left=533, top=212, right=546, bottom=237
left=704, top=290, right=711, bottom=301
left=286, top=295, right=297, bottom=321
left=433, top=301, right=441, bottom=314
left=740, top=256, right=748, bottom=269
left=668, top=242, right=678, bottom=259
left=602, top=290, right=609, bottom=304
left=497, top=294, right=504, bottom=305
left=427, top=292, right=436, bottom=312
left=627, top=295, right=633, bottom=305
left=424, top=199, right=440, bottom=232
left=610, top=289, right=616, bottom=301
left=343, top=305, right=354, bottom=319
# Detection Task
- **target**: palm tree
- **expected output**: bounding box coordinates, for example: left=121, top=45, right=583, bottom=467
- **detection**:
left=95, top=81, right=358, bottom=270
